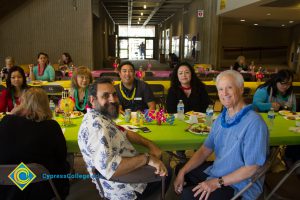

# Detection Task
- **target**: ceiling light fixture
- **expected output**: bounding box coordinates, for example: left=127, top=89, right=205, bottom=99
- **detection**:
left=289, top=21, right=294, bottom=23
left=240, top=19, right=245, bottom=22
left=254, top=23, right=258, bottom=26
left=266, top=13, right=271, bottom=16
left=144, top=4, right=147, bottom=9
left=138, top=21, right=140, bottom=24
left=141, top=12, right=143, bottom=16
left=281, top=24, right=285, bottom=27
left=139, top=17, right=141, bottom=21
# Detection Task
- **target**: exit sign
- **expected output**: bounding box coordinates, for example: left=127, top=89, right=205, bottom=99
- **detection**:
left=197, top=10, right=204, bottom=18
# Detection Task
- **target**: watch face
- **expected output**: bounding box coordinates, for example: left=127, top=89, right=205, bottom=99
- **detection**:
left=218, top=177, right=224, bottom=187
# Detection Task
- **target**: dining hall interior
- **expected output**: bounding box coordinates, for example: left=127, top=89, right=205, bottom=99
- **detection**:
left=1, top=0, right=300, bottom=200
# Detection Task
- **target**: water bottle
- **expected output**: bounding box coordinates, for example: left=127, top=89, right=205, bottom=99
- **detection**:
left=205, top=105, right=214, bottom=126
left=177, top=100, right=185, bottom=120
left=267, top=108, right=275, bottom=130
left=49, top=100, right=56, bottom=119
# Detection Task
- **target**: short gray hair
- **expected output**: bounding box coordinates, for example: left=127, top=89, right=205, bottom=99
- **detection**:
left=216, top=70, right=244, bottom=89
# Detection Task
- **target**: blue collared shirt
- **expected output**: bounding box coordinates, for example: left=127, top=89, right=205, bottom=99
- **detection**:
left=204, top=105, right=269, bottom=200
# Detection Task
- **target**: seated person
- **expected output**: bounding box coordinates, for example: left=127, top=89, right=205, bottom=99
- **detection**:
left=233, top=56, right=248, bottom=72
left=58, top=52, right=75, bottom=76
left=174, top=70, right=269, bottom=200
left=253, top=69, right=295, bottom=112
left=0, top=66, right=28, bottom=112
left=166, top=62, right=211, bottom=114
left=78, top=78, right=170, bottom=200
left=253, top=69, right=299, bottom=168
left=115, top=61, right=155, bottom=112
left=69, top=66, right=92, bottom=113
left=0, top=87, right=70, bottom=199
left=1, top=56, right=15, bottom=81
left=169, top=53, right=179, bottom=68
left=29, top=52, right=55, bottom=81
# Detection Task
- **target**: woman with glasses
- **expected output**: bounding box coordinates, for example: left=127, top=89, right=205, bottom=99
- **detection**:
left=69, top=66, right=93, bottom=113
left=253, top=69, right=296, bottom=112
left=253, top=69, right=299, bottom=168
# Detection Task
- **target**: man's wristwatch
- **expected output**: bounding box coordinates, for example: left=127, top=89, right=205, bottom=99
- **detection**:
left=144, top=153, right=150, bottom=165
left=218, top=177, right=225, bottom=188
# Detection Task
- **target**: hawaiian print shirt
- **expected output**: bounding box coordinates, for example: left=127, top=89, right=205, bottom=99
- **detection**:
left=78, top=109, right=147, bottom=200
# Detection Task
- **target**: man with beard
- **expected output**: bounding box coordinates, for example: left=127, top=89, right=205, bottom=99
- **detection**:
left=78, top=78, right=169, bottom=200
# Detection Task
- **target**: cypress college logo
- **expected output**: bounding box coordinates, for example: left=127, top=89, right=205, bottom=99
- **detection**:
left=8, top=162, right=36, bottom=190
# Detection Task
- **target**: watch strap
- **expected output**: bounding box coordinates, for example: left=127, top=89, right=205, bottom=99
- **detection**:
left=218, top=177, right=225, bottom=188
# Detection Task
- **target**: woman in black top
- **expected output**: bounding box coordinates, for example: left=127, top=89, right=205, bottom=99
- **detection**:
left=167, top=62, right=211, bottom=114
left=0, top=87, right=69, bottom=200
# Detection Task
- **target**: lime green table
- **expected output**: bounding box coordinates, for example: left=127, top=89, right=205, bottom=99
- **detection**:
left=61, top=113, right=300, bottom=153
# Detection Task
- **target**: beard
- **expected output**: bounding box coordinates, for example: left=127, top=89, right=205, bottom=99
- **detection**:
left=94, top=101, right=119, bottom=119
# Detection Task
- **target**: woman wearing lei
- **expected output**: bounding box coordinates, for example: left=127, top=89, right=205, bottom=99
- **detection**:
left=0, top=66, right=28, bottom=112
left=29, top=52, right=55, bottom=82
left=68, top=66, right=93, bottom=113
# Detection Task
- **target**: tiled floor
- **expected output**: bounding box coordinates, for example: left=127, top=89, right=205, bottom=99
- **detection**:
left=67, top=152, right=300, bottom=200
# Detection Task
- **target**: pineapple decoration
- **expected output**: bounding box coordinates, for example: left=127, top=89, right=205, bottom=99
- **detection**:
left=59, top=90, right=75, bottom=126
left=59, top=90, right=75, bottom=112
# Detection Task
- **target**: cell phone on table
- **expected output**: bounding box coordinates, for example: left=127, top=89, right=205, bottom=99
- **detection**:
left=141, top=127, right=151, bottom=133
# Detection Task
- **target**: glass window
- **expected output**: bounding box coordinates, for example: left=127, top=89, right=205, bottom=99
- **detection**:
left=119, top=25, right=155, bottom=37
left=119, top=39, right=128, bottom=59
left=146, top=39, right=153, bottom=59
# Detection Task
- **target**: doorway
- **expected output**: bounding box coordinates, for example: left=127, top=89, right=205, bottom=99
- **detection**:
left=129, top=38, right=145, bottom=60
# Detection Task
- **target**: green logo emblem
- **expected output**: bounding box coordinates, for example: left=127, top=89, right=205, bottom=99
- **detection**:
left=8, top=162, right=36, bottom=190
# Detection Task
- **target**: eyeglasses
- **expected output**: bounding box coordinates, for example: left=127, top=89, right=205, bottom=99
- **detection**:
left=77, top=75, right=90, bottom=80
left=279, top=81, right=292, bottom=86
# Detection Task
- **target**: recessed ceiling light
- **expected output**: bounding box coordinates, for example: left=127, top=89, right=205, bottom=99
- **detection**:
left=141, top=12, right=143, bottom=16
left=281, top=24, right=285, bottom=27
left=138, top=21, right=140, bottom=24
left=267, top=13, right=271, bottom=16
left=240, top=19, right=245, bottom=22
left=254, top=23, right=258, bottom=26
left=289, top=21, right=294, bottom=23
left=143, top=4, right=147, bottom=9
left=138, top=17, right=141, bottom=21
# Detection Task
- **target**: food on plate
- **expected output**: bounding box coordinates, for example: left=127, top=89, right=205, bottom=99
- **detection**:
left=32, top=80, right=43, bottom=85
left=279, top=110, right=298, bottom=116
left=188, top=123, right=210, bottom=134
left=286, top=116, right=297, bottom=120
left=185, top=111, right=206, bottom=118
left=70, top=111, right=84, bottom=118
left=198, top=118, right=205, bottom=123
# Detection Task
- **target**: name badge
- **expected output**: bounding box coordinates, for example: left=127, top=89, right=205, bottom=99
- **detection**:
left=134, top=97, right=142, bottom=101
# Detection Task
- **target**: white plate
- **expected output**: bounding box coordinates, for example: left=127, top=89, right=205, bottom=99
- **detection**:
left=185, top=118, right=206, bottom=124
left=279, top=110, right=299, bottom=116
left=120, top=125, right=138, bottom=132
left=69, top=111, right=84, bottom=118
left=283, top=116, right=300, bottom=120
left=185, top=111, right=206, bottom=118
left=188, top=124, right=210, bottom=135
